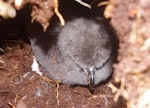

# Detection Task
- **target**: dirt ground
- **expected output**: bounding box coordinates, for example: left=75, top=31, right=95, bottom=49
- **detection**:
left=0, top=19, right=126, bottom=108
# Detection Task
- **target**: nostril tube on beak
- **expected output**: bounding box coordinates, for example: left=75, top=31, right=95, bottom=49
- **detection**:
left=84, top=67, right=96, bottom=93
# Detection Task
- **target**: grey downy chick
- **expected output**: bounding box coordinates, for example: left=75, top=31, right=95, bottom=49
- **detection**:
left=29, top=18, right=112, bottom=91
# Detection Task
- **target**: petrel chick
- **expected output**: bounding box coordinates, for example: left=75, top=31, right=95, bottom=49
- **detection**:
left=28, top=18, right=112, bottom=92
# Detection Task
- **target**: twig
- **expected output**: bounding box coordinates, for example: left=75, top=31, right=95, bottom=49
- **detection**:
left=74, top=0, right=91, bottom=9
left=15, top=93, right=19, bottom=103
left=42, top=76, right=61, bottom=106
left=114, top=78, right=125, bottom=102
left=7, top=102, right=16, bottom=108
left=54, top=0, right=65, bottom=26
left=88, top=94, right=114, bottom=100
left=56, top=80, right=61, bottom=106
left=0, top=48, right=5, bottom=53
left=108, top=82, right=118, bottom=93
left=97, top=1, right=109, bottom=7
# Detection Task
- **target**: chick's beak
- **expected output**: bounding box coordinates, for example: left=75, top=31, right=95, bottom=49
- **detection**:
left=84, top=68, right=96, bottom=93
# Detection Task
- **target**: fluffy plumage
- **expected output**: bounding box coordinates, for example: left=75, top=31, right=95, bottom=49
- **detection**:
left=28, top=17, right=112, bottom=87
